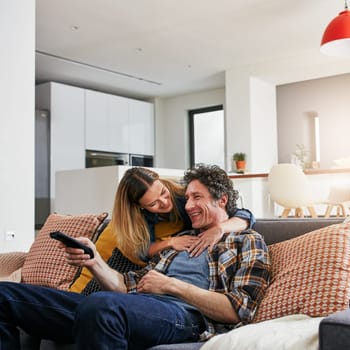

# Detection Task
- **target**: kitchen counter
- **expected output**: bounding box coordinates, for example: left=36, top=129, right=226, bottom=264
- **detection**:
left=228, top=172, right=268, bottom=179
left=229, top=167, right=350, bottom=178
left=304, top=167, right=350, bottom=175
left=54, top=166, right=185, bottom=216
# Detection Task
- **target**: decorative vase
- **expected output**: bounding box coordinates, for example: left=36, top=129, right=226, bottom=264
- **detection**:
left=235, top=160, right=246, bottom=173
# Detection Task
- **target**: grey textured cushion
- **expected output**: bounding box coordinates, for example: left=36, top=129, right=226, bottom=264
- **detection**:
left=253, top=218, right=343, bottom=245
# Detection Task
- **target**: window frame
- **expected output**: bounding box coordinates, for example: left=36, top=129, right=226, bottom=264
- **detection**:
left=189, top=104, right=224, bottom=168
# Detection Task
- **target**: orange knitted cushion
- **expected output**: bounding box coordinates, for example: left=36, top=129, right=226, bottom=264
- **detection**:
left=21, top=212, right=107, bottom=290
left=254, top=222, right=350, bottom=323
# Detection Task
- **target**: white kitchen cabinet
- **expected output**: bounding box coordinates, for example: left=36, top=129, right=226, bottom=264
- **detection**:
left=108, top=94, right=129, bottom=153
left=35, top=82, right=154, bottom=219
left=129, top=99, right=154, bottom=155
left=35, top=82, right=85, bottom=203
left=85, top=90, right=154, bottom=155
left=85, top=90, right=129, bottom=153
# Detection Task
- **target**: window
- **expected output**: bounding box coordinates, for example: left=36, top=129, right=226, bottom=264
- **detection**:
left=189, top=105, right=225, bottom=168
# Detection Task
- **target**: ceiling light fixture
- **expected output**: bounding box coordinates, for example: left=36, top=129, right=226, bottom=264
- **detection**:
left=320, top=1, right=350, bottom=56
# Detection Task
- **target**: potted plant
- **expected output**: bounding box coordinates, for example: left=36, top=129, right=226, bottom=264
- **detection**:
left=233, top=152, right=246, bottom=173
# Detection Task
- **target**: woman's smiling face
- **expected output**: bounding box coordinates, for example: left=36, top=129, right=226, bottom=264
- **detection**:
left=138, top=180, right=174, bottom=213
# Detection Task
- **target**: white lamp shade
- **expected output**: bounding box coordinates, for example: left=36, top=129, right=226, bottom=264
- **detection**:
left=321, top=37, right=350, bottom=56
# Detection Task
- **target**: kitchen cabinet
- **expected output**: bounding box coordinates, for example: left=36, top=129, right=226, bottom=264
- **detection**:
left=35, top=82, right=154, bottom=218
left=85, top=90, right=129, bottom=153
left=35, top=82, right=85, bottom=208
left=85, top=90, right=154, bottom=155
left=129, top=99, right=154, bottom=155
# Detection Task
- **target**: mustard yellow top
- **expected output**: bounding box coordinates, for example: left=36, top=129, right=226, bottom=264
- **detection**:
left=154, top=219, right=184, bottom=241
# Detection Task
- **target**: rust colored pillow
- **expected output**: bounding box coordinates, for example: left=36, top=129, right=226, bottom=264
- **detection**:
left=0, top=251, right=27, bottom=276
left=254, top=222, right=350, bottom=323
left=21, top=212, right=107, bottom=290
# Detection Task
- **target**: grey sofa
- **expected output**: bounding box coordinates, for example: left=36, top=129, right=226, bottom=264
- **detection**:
left=19, top=217, right=350, bottom=350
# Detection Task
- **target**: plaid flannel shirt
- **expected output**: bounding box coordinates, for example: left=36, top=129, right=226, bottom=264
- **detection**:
left=123, top=229, right=271, bottom=340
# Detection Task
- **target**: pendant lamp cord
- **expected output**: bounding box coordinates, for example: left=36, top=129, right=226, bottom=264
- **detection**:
left=346, top=0, right=349, bottom=10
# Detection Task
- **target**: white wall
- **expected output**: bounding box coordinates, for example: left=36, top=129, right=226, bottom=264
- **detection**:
left=225, top=69, right=278, bottom=174
left=250, top=77, right=278, bottom=172
left=154, top=97, right=165, bottom=168
left=224, top=69, right=278, bottom=216
left=155, top=88, right=225, bottom=169
left=225, top=70, right=252, bottom=172
left=277, top=73, right=350, bottom=169
left=0, top=1, right=35, bottom=252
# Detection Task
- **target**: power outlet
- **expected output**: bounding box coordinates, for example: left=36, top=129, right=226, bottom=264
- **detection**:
left=4, top=231, right=15, bottom=241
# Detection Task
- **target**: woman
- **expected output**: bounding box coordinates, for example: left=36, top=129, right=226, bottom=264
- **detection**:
left=111, top=167, right=255, bottom=265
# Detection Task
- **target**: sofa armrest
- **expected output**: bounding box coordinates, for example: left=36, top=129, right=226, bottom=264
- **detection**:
left=319, top=308, right=350, bottom=350
left=0, top=252, right=27, bottom=277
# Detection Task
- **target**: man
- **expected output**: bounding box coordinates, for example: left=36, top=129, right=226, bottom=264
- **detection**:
left=0, top=165, right=270, bottom=349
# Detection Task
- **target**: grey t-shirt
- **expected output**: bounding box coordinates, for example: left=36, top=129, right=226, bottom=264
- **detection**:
left=151, top=249, right=209, bottom=312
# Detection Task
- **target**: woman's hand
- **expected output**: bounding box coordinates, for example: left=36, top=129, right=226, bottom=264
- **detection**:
left=188, top=225, right=224, bottom=257
left=188, top=217, right=249, bottom=257
left=170, top=235, right=200, bottom=252
left=148, top=235, right=200, bottom=257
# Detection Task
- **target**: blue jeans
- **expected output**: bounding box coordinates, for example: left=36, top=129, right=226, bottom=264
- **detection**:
left=0, top=282, right=205, bottom=350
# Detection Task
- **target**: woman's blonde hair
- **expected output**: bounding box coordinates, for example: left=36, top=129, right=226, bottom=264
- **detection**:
left=111, top=167, right=184, bottom=264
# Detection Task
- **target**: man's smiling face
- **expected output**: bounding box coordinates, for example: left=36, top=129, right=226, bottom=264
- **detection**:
left=185, top=179, right=227, bottom=230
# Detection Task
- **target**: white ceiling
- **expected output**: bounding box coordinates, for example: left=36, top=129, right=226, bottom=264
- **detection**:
left=36, top=0, right=350, bottom=100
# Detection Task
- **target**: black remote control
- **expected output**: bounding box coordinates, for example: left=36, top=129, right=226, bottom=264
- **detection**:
left=50, top=231, right=94, bottom=259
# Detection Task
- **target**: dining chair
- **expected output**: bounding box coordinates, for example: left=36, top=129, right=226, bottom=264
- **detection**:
left=323, top=185, right=350, bottom=218
left=268, top=163, right=322, bottom=218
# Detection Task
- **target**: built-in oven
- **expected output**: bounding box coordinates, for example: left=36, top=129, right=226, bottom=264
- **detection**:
left=85, top=150, right=129, bottom=168
left=129, top=154, right=154, bottom=167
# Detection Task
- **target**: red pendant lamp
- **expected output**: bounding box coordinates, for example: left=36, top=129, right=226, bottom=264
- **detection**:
left=321, top=1, right=350, bottom=56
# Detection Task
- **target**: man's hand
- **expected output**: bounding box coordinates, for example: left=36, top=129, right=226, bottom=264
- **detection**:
left=138, top=270, right=240, bottom=324
left=188, top=225, right=224, bottom=257
left=59, top=237, right=127, bottom=293
left=58, top=237, right=97, bottom=267
left=137, top=270, right=171, bottom=294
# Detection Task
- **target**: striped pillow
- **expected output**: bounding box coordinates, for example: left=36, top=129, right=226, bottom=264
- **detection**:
left=21, top=212, right=107, bottom=290
left=254, top=222, right=350, bottom=323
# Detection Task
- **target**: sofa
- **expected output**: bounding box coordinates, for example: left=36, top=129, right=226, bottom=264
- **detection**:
left=1, top=216, right=350, bottom=350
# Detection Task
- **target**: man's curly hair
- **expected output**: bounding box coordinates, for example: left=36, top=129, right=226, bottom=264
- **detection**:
left=183, top=164, right=238, bottom=216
